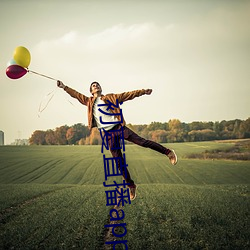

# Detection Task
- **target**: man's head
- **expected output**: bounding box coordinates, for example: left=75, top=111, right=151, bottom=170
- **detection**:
left=90, top=82, right=102, bottom=95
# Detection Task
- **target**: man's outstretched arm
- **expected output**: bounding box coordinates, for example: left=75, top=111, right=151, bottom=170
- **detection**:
left=115, top=88, right=153, bottom=103
left=57, top=80, right=89, bottom=106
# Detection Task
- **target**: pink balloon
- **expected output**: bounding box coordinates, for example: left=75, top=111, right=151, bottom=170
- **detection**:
left=6, top=65, right=27, bottom=79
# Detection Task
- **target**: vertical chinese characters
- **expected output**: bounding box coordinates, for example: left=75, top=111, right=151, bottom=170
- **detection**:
left=98, top=99, right=130, bottom=249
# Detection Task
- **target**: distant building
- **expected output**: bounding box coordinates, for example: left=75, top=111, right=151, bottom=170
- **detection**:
left=0, top=131, right=4, bottom=145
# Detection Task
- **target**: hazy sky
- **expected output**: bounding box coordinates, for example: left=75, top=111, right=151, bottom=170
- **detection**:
left=0, top=0, right=249, bottom=144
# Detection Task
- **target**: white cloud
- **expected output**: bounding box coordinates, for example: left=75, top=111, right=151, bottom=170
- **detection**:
left=59, top=31, right=78, bottom=44
left=32, top=23, right=159, bottom=62
left=86, top=23, right=153, bottom=50
left=31, top=23, right=163, bottom=83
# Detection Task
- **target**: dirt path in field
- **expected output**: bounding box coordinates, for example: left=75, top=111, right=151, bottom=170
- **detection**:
left=0, top=186, right=75, bottom=225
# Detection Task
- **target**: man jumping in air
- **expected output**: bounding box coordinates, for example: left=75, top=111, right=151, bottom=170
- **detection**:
left=57, top=81, right=177, bottom=200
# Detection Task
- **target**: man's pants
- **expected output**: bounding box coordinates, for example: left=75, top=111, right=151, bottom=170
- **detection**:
left=107, top=125, right=171, bottom=186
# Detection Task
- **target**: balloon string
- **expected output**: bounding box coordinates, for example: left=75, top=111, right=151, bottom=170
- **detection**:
left=38, top=88, right=58, bottom=118
left=28, top=69, right=58, bottom=81
left=67, top=99, right=75, bottom=106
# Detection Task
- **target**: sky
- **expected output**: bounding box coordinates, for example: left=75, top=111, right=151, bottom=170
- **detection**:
left=0, top=0, right=249, bottom=144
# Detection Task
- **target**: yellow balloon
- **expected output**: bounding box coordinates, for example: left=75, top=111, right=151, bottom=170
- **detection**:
left=13, top=46, right=31, bottom=68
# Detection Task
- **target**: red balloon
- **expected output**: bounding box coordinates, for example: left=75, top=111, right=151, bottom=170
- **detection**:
left=6, top=65, right=27, bottom=79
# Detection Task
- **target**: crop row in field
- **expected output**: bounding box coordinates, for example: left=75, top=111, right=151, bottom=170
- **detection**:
left=1, top=183, right=249, bottom=249
left=0, top=142, right=249, bottom=186
left=123, top=184, right=250, bottom=249
left=0, top=184, right=109, bottom=249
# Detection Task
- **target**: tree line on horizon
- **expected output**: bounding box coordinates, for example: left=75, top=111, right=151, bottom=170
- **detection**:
left=29, top=118, right=250, bottom=145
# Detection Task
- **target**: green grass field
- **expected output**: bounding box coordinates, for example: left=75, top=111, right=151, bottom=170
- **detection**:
left=0, top=141, right=249, bottom=249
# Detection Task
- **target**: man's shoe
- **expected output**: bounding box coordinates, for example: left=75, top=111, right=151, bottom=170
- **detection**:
left=167, top=150, right=178, bottom=165
left=129, top=184, right=137, bottom=201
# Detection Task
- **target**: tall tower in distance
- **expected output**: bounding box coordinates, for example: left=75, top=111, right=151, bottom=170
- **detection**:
left=0, top=131, right=4, bottom=146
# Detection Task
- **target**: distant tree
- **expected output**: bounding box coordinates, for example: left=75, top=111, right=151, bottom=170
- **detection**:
left=189, top=121, right=204, bottom=131
left=45, top=129, right=57, bottom=145
left=219, top=120, right=227, bottom=135
left=147, top=121, right=167, bottom=131
left=213, top=121, right=221, bottom=139
left=29, top=130, right=46, bottom=145
left=233, top=119, right=242, bottom=138
left=132, top=124, right=148, bottom=133
left=126, top=123, right=150, bottom=140
left=66, top=123, right=90, bottom=144
left=78, top=138, right=86, bottom=145
left=66, top=127, right=75, bottom=145
left=89, top=128, right=101, bottom=145
left=188, top=129, right=216, bottom=141
left=168, top=119, right=182, bottom=131
left=206, top=121, right=214, bottom=130
left=167, top=119, right=184, bottom=142
left=239, top=118, right=250, bottom=138
left=188, top=121, right=213, bottom=131
left=218, top=120, right=238, bottom=139
left=150, top=130, right=168, bottom=143
left=140, top=126, right=150, bottom=140
left=55, top=125, right=69, bottom=145
left=181, top=122, right=189, bottom=142
left=85, top=136, right=90, bottom=145
left=201, top=129, right=216, bottom=140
